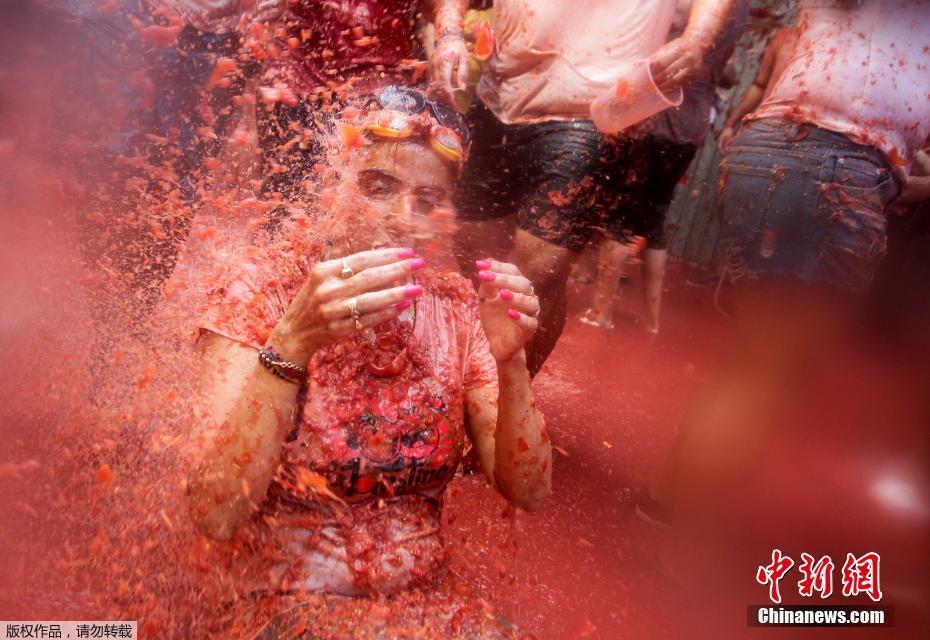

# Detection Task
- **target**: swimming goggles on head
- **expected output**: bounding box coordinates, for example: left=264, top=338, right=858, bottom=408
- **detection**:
left=363, top=85, right=471, bottom=164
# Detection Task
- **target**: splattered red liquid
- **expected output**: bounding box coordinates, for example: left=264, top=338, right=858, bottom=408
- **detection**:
left=1, top=2, right=928, bottom=639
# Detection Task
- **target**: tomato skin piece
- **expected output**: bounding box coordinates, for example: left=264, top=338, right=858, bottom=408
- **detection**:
left=474, top=21, right=494, bottom=61
left=137, top=24, right=183, bottom=48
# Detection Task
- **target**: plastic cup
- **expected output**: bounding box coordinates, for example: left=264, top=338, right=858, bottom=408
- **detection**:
left=590, top=59, right=684, bottom=134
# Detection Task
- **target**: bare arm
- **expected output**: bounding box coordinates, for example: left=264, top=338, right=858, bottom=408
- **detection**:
left=898, top=177, right=930, bottom=204
left=187, top=328, right=306, bottom=541
left=723, top=83, right=765, bottom=130
left=898, top=152, right=930, bottom=204
left=651, top=0, right=736, bottom=93
left=428, top=0, right=469, bottom=36
left=718, top=29, right=783, bottom=149
left=427, top=0, right=470, bottom=102
left=465, top=351, right=552, bottom=512
left=717, top=83, right=764, bottom=150
left=187, top=248, right=425, bottom=540
left=683, top=0, right=737, bottom=46
left=729, top=30, right=782, bottom=124
left=462, top=259, right=552, bottom=511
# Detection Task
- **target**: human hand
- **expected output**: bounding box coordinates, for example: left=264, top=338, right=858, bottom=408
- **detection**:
left=649, top=34, right=710, bottom=96
left=717, top=124, right=736, bottom=152
left=250, top=0, right=286, bottom=23
left=429, top=36, right=470, bottom=104
left=475, top=259, right=540, bottom=362
left=273, top=248, right=426, bottom=362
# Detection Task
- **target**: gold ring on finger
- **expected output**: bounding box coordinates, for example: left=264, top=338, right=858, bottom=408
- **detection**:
left=340, top=257, right=354, bottom=279
left=347, top=298, right=363, bottom=331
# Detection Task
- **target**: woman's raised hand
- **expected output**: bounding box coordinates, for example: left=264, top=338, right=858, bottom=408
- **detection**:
left=272, top=248, right=425, bottom=364
left=475, top=259, right=540, bottom=362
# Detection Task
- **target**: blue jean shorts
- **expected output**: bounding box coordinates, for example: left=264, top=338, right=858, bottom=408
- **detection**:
left=719, top=118, right=900, bottom=293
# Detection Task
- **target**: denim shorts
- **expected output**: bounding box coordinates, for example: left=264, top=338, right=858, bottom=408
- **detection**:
left=719, top=118, right=900, bottom=293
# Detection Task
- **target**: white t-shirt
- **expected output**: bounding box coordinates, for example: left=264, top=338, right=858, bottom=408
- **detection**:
left=477, top=0, right=678, bottom=124
left=749, top=0, right=930, bottom=174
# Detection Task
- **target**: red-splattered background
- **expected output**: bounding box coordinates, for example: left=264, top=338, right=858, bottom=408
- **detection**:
left=0, top=2, right=928, bottom=640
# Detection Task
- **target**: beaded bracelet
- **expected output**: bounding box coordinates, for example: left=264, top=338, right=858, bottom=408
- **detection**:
left=258, top=346, right=308, bottom=385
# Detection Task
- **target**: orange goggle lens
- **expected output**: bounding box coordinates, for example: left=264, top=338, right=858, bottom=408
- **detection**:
left=363, top=111, right=467, bottom=164
left=364, top=111, right=415, bottom=139
left=429, top=125, right=465, bottom=163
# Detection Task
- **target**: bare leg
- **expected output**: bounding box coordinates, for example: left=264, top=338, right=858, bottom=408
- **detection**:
left=509, top=229, right=575, bottom=376
left=570, top=238, right=600, bottom=284
left=582, top=236, right=628, bottom=328
left=642, top=247, right=668, bottom=334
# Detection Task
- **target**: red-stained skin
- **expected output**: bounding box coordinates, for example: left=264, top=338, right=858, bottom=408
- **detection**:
left=175, top=119, right=549, bottom=635
left=15, top=2, right=929, bottom=639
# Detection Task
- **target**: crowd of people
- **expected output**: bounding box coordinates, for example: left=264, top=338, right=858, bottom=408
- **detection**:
left=43, top=0, right=930, bottom=637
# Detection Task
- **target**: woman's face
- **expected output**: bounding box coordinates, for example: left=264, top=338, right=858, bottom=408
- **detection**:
left=343, top=140, right=456, bottom=252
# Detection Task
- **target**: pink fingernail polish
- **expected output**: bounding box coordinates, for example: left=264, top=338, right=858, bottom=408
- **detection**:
left=404, top=285, right=424, bottom=298
left=499, top=288, right=514, bottom=301
left=507, top=308, right=521, bottom=321
left=475, top=259, right=491, bottom=270
left=397, top=247, right=415, bottom=259
left=408, top=257, right=425, bottom=270
left=478, top=270, right=495, bottom=282
left=395, top=299, right=412, bottom=311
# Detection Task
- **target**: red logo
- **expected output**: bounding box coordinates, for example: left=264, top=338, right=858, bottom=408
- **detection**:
left=798, top=553, right=835, bottom=598
left=756, top=551, right=882, bottom=603
left=841, top=552, right=882, bottom=602
left=756, top=549, right=795, bottom=604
